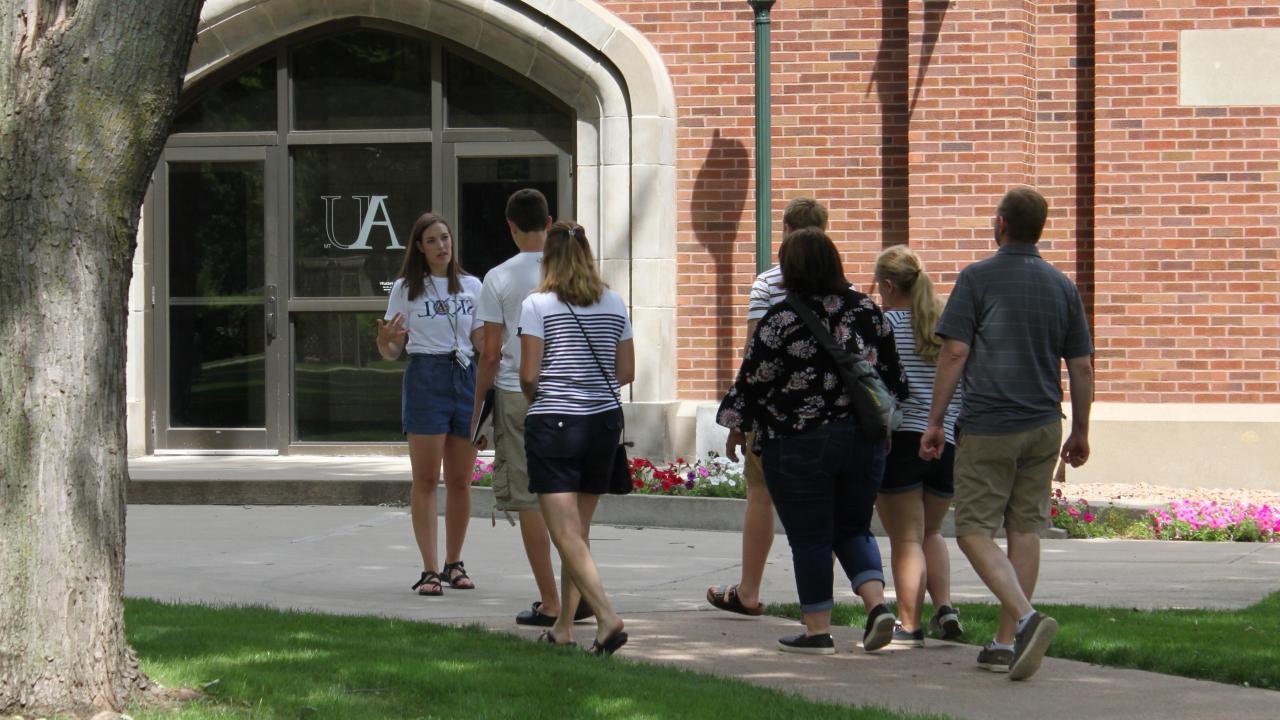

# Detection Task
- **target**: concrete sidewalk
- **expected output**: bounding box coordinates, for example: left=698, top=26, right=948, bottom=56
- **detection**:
left=125, top=505, right=1280, bottom=720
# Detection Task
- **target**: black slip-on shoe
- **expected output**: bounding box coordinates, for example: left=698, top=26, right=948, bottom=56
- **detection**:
left=778, top=632, right=836, bottom=655
left=862, top=604, right=896, bottom=652
left=515, top=601, right=557, bottom=627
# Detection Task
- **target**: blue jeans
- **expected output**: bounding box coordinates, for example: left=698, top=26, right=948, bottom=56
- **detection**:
left=762, top=417, right=886, bottom=614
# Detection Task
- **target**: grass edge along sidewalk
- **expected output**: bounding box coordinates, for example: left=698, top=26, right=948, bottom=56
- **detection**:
left=768, top=591, right=1280, bottom=690
left=121, top=599, right=950, bottom=720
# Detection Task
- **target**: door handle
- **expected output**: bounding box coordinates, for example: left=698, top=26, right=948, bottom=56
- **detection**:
left=265, top=284, right=278, bottom=341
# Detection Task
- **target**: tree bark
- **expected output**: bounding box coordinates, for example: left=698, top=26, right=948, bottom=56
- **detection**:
left=0, top=1, right=203, bottom=715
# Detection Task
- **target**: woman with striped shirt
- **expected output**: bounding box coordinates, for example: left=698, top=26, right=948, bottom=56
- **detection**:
left=519, top=222, right=634, bottom=656
left=873, top=245, right=964, bottom=647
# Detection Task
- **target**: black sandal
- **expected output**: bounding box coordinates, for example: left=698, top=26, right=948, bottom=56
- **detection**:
left=590, top=630, right=629, bottom=657
left=411, top=571, right=443, bottom=596
left=442, top=561, right=475, bottom=590
left=537, top=630, right=572, bottom=646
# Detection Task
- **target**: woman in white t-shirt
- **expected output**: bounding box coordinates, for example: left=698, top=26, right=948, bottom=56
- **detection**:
left=872, top=244, right=964, bottom=646
left=519, top=222, right=634, bottom=656
left=376, top=212, right=483, bottom=597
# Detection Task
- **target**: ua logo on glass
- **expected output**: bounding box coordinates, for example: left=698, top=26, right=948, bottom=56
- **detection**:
left=322, top=195, right=404, bottom=250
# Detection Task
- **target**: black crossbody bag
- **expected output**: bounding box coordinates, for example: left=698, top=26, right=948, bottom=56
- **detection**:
left=565, top=304, right=633, bottom=495
left=785, top=294, right=901, bottom=443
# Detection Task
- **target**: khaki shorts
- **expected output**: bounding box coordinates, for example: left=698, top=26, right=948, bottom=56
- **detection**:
left=743, top=432, right=765, bottom=489
left=492, top=389, right=539, bottom=512
left=953, top=421, right=1062, bottom=537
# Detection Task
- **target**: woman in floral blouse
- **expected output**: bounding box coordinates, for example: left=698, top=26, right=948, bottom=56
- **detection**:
left=718, top=227, right=909, bottom=656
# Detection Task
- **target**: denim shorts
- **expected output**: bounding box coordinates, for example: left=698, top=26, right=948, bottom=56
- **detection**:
left=525, top=410, right=623, bottom=495
left=402, top=353, right=476, bottom=438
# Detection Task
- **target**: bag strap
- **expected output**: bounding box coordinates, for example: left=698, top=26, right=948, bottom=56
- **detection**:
left=563, top=303, right=627, bottom=436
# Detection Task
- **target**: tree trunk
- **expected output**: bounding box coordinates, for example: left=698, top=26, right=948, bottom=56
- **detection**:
left=0, top=1, right=203, bottom=715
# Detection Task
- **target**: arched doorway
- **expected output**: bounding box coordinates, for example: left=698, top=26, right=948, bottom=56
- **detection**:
left=150, top=22, right=574, bottom=451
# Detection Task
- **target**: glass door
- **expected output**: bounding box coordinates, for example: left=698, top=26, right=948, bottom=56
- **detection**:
left=444, top=142, right=571, bottom=279
left=153, top=147, right=281, bottom=450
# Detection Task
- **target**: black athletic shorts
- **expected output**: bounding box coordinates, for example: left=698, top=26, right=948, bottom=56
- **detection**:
left=525, top=409, right=623, bottom=495
left=879, top=430, right=955, bottom=498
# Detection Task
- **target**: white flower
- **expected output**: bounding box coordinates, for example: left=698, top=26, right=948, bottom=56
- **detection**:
left=787, top=338, right=817, bottom=359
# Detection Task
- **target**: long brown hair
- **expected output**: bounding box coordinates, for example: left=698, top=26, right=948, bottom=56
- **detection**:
left=397, top=212, right=467, bottom=299
left=875, top=244, right=943, bottom=363
left=538, top=221, right=606, bottom=306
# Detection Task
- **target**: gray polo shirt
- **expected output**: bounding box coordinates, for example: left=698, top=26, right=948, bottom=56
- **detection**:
left=935, top=243, right=1093, bottom=435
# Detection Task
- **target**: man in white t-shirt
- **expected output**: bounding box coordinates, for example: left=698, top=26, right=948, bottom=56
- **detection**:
left=471, top=189, right=588, bottom=627
left=707, top=197, right=829, bottom=617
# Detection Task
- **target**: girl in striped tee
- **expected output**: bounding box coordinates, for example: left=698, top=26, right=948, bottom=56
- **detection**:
left=518, top=222, right=634, bottom=656
left=873, top=244, right=965, bottom=647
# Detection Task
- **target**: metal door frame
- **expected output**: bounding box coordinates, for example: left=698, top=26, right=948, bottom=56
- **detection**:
left=150, top=145, right=285, bottom=452
left=443, top=141, right=573, bottom=248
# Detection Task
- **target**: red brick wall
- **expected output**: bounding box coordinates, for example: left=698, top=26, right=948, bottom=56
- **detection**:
left=1094, top=1, right=1280, bottom=402
left=601, top=0, right=1279, bottom=403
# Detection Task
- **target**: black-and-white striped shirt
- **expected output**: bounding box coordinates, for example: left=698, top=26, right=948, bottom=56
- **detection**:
left=519, top=290, right=633, bottom=416
left=747, top=265, right=785, bottom=321
left=886, top=309, right=961, bottom=444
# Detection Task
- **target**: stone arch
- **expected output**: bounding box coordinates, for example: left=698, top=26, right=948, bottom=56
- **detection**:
left=187, top=0, right=678, bottom=418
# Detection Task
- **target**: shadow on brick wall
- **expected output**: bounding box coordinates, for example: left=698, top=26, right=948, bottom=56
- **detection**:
left=692, top=128, right=749, bottom=389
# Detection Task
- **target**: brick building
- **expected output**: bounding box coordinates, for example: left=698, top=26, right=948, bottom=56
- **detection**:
left=129, top=0, right=1279, bottom=489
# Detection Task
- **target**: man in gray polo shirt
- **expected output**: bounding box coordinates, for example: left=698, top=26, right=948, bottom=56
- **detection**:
left=921, top=187, right=1094, bottom=681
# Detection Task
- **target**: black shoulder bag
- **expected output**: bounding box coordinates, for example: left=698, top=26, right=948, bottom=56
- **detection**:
left=785, top=294, right=901, bottom=443
left=565, top=304, right=634, bottom=495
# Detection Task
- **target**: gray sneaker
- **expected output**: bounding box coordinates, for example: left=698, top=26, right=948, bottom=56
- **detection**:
left=890, top=623, right=925, bottom=648
left=927, top=604, right=964, bottom=640
left=1010, top=612, right=1058, bottom=681
left=976, top=643, right=1013, bottom=673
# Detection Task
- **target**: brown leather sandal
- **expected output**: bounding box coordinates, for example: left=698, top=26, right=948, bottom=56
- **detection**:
left=412, top=570, right=443, bottom=596
left=443, top=560, right=475, bottom=590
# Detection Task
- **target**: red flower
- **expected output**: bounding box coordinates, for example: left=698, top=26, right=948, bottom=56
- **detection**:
left=1050, top=507, right=1059, bottom=517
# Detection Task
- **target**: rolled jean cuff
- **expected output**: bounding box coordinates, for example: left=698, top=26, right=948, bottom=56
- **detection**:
left=799, top=597, right=835, bottom=614
left=850, top=569, right=884, bottom=593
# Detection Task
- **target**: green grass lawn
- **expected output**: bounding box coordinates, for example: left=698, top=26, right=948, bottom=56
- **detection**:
left=125, top=599, right=948, bottom=720
left=767, top=591, right=1280, bottom=690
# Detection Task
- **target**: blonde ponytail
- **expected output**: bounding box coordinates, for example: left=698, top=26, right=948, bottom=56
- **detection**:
left=875, top=245, right=943, bottom=363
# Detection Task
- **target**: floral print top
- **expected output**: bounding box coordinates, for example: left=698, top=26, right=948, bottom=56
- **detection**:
left=717, top=289, right=909, bottom=446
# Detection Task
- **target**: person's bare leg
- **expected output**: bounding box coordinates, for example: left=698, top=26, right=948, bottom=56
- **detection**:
left=856, top=579, right=887, bottom=611
left=958, top=533, right=1034, bottom=644
left=736, top=480, right=774, bottom=609
left=801, top=609, right=832, bottom=637
left=554, top=493, right=600, bottom=639
left=540, top=492, right=622, bottom=646
left=922, top=493, right=954, bottom=609
left=441, top=435, right=476, bottom=576
left=876, top=491, right=926, bottom=630
left=519, top=510, right=560, bottom=616
left=995, top=530, right=1041, bottom=643
left=407, top=433, right=446, bottom=575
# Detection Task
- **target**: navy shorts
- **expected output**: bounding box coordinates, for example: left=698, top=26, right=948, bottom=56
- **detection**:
left=525, top=410, right=623, bottom=495
left=880, top=431, right=955, bottom=498
left=402, top=353, right=476, bottom=438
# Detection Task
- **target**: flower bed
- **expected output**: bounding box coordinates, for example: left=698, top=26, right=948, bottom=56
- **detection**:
left=476, top=458, right=1277, bottom=543
left=470, top=453, right=747, bottom=499
left=1051, top=487, right=1279, bottom=543
left=1149, top=500, right=1280, bottom=542
left=627, top=454, right=745, bottom=498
